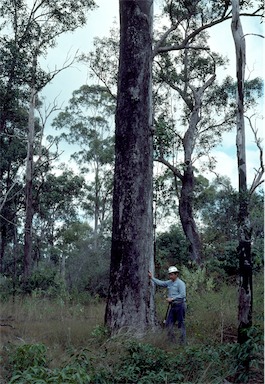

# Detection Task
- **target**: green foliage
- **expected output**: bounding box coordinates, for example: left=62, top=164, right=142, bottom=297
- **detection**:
left=229, top=325, right=264, bottom=384
left=181, top=265, right=215, bottom=293
left=113, top=340, right=262, bottom=383
left=156, top=225, right=189, bottom=269
left=9, top=344, right=47, bottom=373
left=197, top=178, right=264, bottom=276
left=7, top=336, right=263, bottom=384
left=21, top=265, right=60, bottom=295
left=49, top=84, right=114, bottom=298
left=65, top=232, right=111, bottom=297
left=0, top=274, right=13, bottom=300
left=2, top=275, right=263, bottom=383
left=9, top=346, right=93, bottom=383
left=0, top=0, right=97, bottom=296
left=37, top=171, right=85, bottom=225
left=91, top=325, right=110, bottom=345
left=115, top=342, right=178, bottom=383
left=82, top=27, right=119, bottom=98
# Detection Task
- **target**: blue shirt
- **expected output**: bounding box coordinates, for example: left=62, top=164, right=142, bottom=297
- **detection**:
left=151, top=277, right=186, bottom=301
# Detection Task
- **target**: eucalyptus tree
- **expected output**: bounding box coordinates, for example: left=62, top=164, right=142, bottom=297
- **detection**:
left=153, top=0, right=263, bottom=57
left=0, top=100, right=27, bottom=273
left=0, top=0, right=96, bottom=279
left=153, top=0, right=263, bottom=264
left=57, top=221, right=111, bottom=296
left=104, top=0, right=156, bottom=335
left=0, top=161, right=85, bottom=285
left=83, top=1, right=262, bottom=267
left=81, top=0, right=263, bottom=334
left=153, top=54, right=261, bottom=265
left=195, top=176, right=264, bottom=276
left=154, top=40, right=232, bottom=263
left=231, top=0, right=264, bottom=373
left=52, top=85, right=115, bottom=251
left=33, top=170, right=85, bottom=269
left=0, top=0, right=96, bottom=134
left=83, top=24, right=119, bottom=99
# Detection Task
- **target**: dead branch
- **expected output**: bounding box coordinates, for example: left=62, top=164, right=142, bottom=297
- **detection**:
left=245, top=114, right=264, bottom=194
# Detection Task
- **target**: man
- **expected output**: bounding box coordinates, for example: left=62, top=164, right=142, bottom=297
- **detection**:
left=148, top=266, right=186, bottom=344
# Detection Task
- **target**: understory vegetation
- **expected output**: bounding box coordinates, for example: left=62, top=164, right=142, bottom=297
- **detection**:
left=0, top=273, right=263, bottom=383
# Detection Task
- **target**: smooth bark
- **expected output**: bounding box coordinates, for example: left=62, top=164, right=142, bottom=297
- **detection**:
left=231, top=0, right=252, bottom=353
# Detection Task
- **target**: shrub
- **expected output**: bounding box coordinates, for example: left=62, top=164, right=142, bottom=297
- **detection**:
left=9, top=345, right=94, bottom=383
left=112, top=341, right=238, bottom=383
left=10, top=344, right=47, bottom=372
left=181, top=265, right=215, bottom=293
left=0, top=274, right=13, bottom=300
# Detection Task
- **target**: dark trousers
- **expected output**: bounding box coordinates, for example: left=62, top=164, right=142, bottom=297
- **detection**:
left=165, top=302, right=186, bottom=344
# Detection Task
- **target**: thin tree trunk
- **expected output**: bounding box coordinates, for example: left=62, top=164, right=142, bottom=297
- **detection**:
left=231, top=0, right=253, bottom=376
left=93, top=162, right=100, bottom=252
left=105, top=0, right=155, bottom=334
left=23, top=84, right=36, bottom=280
left=0, top=228, right=6, bottom=273
left=12, top=223, right=18, bottom=299
left=0, top=168, right=15, bottom=273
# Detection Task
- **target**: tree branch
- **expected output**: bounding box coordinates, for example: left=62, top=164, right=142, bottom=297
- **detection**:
left=245, top=114, right=264, bottom=195
left=155, top=156, right=184, bottom=181
left=153, top=9, right=263, bottom=56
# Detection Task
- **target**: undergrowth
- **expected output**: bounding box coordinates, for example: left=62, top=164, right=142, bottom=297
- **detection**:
left=0, top=273, right=263, bottom=383
left=2, top=331, right=264, bottom=384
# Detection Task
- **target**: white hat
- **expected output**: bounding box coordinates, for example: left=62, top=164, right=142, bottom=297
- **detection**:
left=168, top=266, right=179, bottom=273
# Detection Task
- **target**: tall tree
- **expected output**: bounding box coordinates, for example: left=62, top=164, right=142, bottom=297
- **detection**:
left=232, top=0, right=250, bottom=343
left=52, top=85, right=115, bottom=251
left=0, top=0, right=96, bottom=280
left=152, top=0, right=263, bottom=264
left=154, top=38, right=226, bottom=264
left=24, top=51, right=37, bottom=279
left=105, top=0, right=156, bottom=334
left=231, top=0, right=264, bottom=376
left=83, top=1, right=262, bottom=266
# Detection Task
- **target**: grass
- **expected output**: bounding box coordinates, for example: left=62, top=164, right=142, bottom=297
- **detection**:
left=0, top=297, right=106, bottom=375
left=0, top=273, right=264, bottom=383
left=154, top=278, right=239, bottom=346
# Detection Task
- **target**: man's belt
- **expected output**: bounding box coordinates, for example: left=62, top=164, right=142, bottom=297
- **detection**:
left=171, top=299, right=184, bottom=305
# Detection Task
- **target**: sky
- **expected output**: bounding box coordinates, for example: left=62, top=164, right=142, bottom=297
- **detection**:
left=206, top=17, right=264, bottom=189
left=41, top=0, right=119, bottom=105
left=40, top=0, right=264, bottom=190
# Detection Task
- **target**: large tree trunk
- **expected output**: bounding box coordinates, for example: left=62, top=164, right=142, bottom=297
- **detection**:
left=231, top=0, right=252, bottom=376
left=105, top=0, right=155, bottom=335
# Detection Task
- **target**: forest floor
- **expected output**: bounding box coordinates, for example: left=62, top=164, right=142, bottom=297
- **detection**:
left=0, top=274, right=263, bottom=383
